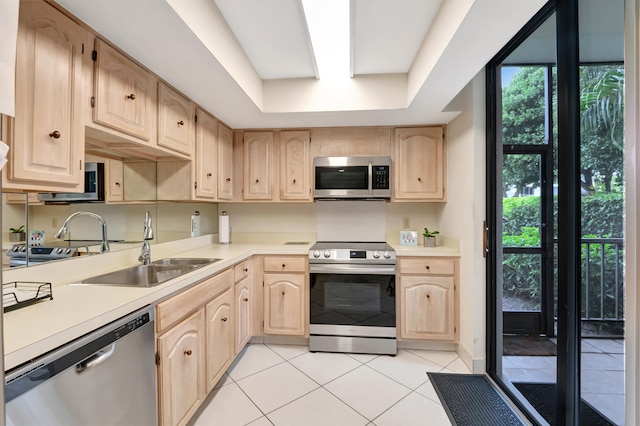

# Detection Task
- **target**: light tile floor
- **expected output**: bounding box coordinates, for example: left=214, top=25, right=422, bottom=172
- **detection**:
left=190, top=343, right=471, bottom=426
left=504, top=338, right=625, bottom=426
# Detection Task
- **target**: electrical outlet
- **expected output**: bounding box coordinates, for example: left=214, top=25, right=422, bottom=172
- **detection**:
left=402, top=216, right=410, bottom=229
left=52, top=218, right=58, bottom=228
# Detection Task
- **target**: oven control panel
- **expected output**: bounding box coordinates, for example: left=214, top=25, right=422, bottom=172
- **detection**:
left=7, top=244, right=78, bottom=259
left=310, top=244, right=396, bottom=263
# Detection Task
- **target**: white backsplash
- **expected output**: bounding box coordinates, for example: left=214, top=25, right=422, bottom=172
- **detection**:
left=222, top=201, right=443, bottom=244
left=315, top=200, right=385, bottom=242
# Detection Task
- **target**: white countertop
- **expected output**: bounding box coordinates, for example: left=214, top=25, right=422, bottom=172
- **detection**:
left=3, top=233, right=459, bottom=371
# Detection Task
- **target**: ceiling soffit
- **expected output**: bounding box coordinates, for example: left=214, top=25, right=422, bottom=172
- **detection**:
left=213, top=0, right=317, bottom=80
left=53, top=0, right=545, bottom=128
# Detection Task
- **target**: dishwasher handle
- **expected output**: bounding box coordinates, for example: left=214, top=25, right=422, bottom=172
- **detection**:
left=75, top=343, right=115, bottom=373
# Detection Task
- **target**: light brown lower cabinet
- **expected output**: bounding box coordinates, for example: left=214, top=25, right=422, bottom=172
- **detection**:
left=262, top=256, right=308, bottom=336
left=397, top=257, right=459, bottom=341
left=205, top=288, right=234, bottom=392
left=157, top=310, right=206, bottom=426
left=156, top=268, right=233, bottom=426
left=234, top=259, right=254, bottom=354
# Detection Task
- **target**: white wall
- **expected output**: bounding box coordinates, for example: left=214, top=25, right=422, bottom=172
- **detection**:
left=439, top=72, right=486, bottom=372
left=222, top=201, right=446, bottom=240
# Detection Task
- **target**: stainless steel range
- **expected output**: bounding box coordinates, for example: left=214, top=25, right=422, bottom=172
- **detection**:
left=6, top=244, right=79, bottom=267
left=6, top=240, right=118, bottom=267
left=309, top=241, right=397, bottom=355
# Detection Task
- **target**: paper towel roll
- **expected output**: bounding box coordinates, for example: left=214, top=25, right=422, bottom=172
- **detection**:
left=219, top=211, right=230, bottom=244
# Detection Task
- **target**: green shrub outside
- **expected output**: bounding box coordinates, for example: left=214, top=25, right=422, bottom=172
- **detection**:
left=502, top=193, right=624, bottom=320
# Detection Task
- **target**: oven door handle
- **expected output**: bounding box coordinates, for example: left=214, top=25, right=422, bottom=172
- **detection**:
left=309, top=264, right=396, bottom=275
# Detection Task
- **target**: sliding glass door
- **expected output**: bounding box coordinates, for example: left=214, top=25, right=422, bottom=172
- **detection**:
left=487, top=1, right=625, bottom=424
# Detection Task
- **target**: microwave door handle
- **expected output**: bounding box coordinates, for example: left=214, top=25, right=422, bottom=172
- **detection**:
left=368, top=161, right=373, bottom=195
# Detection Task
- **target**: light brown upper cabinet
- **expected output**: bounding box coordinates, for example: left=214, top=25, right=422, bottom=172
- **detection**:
left=92, top=39, right=157, bottom=141
left=280, top=130, right=311, bottom=201
left=217, top=123, right=234, bottom=201
left=194, top=109, right=217, bottom=199
left=156, top=110, right=228, bottom=202
left=393, top=127, right=446, bottom=201
left=85, top=153, right=123, bottom=203
left=243, top=131, right=274, bottom=200
left=105, top=158, right=124, bottom=202
left=6, top=0, right=88, bottom=191
left=157, top=82, right=195, bottom=156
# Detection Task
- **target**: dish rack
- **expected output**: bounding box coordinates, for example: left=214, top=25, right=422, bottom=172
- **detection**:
left=3, top=281, right=53, bottom=312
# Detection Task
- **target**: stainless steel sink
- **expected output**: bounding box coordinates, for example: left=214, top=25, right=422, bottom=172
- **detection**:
left=78, top=258, right=221, bottom=287
left=152, top=258, right=220, bottom=267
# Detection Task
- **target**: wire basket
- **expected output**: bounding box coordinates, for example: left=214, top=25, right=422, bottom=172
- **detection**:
left=3, top=281, right=53, bottom=313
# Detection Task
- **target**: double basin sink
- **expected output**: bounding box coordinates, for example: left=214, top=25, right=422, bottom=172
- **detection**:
left=79, top=258, right=221, bottom=287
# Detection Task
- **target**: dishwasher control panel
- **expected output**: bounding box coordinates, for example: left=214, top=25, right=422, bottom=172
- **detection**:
left=115, top=312, right=151, bottom=340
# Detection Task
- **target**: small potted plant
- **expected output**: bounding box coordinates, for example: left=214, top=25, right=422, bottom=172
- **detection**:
left=423, top=227, right=439, bottom=247
left=9, top=225, right=26, bottom=242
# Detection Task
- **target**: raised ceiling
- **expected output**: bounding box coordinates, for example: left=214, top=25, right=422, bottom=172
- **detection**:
left=54, top=0, right=546, bottom=129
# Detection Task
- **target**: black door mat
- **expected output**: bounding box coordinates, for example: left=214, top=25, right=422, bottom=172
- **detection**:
left=503, top=335, right=557, bottom=356
left=514, top=382, right=615, bottom=426
left=428, top=373, right=525, bottom=426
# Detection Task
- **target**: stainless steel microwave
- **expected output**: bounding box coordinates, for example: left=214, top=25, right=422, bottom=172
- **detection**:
left=313, top=156, right=392, bottom=199
left=38, top=162, right=105, bottom=203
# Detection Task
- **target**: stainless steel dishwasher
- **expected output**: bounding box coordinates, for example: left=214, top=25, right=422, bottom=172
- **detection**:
left=5, top=306, right=157, bottom=425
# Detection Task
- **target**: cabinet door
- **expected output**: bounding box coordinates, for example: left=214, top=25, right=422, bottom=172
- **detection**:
left=93, top=39, right=156, bottom=141
left=205, top=288, right=233, bottom=392
left=243, top=131, right=273, bottom=200
left=11, top=0, right=86, bottom=187
left=106, top=159, right=124, bottom=202
left=393, top=127, right=445, bottom=201
left=280, top=130, right=311, bottom=201
left=158, top=83, right=195, bottom=155
left=400, top=275, right=455, bottom=340
left=235, top=277, right=252, bottom=354
left=195, top=109, right=217, bottom=199
left=157, top=310, right=205, bottom=426
left=4, top=193, right=42, bottom=205
left=217, top=123, right=234, bottom=200
left=263, top=273, right=305, bottom=336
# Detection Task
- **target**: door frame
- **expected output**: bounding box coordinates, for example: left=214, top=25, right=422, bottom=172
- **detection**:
left=486, top=0, right=584, bottom=424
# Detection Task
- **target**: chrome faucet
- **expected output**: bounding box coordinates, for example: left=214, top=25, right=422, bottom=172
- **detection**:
left=55, top=212, right=110, bottom=253
left=138, top=211, right=154, bottom=265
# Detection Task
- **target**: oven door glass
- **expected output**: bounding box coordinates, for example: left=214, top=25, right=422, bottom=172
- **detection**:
left=310, top=273, right=395, bottom=327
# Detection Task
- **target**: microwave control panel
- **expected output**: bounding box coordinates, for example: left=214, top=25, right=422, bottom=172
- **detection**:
left=372, top=165, right=390, bottom=189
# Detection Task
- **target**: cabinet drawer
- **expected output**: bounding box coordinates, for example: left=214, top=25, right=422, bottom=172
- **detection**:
left=398, top=258, right=455, bottom=275
left=263, top=257, right=307, bottom=273
left=234, top=259, right=251, bottom=283
left=156, top=268, right=233, bottom=333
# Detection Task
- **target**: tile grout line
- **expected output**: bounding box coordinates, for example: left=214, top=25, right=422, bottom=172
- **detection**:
left=221, top=344, right=466, bottom=425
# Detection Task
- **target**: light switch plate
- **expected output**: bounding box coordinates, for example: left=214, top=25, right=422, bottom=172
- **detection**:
left=402, top=216, right=410, bottom=229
